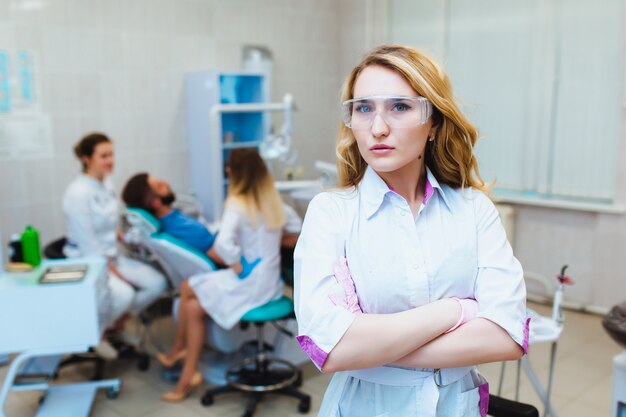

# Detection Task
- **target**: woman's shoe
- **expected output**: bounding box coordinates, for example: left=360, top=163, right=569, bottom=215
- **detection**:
left=156, top=349, right=187, bottom=368
left=161, top=372, right=203, bottom=402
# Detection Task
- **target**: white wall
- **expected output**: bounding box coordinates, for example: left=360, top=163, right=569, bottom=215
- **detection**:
left=387, top=0, right=626, bottom=310
left=0, top=0, right=343, bottom=246
left=512, top=113, right=626, bottom=311
left=477, top=3, right=626, bottom=312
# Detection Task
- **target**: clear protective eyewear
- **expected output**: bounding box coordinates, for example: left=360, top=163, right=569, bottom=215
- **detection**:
left=341, top=95, right=433, bottom=130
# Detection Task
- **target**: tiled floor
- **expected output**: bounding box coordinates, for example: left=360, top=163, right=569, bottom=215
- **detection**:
left=1, top=302, right=623, bottom=417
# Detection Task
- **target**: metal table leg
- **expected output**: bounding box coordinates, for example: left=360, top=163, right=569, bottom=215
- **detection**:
left=520, top=353, right=560, bottom=417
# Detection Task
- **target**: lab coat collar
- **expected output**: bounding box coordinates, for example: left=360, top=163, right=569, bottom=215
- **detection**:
left=80, top=173, right=105, bottom=188
left=425, top=167, right=452, bottom=212
left=361, top=165, right=452, bottom=219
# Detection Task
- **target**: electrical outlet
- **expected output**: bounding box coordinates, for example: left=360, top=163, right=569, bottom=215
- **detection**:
left=284, top=167, right=294, bottom=181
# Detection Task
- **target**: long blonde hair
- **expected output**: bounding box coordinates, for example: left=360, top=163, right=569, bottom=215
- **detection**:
left=336, top=44, right=486, bottom=192
left=225, top=148, right=285, bottom=230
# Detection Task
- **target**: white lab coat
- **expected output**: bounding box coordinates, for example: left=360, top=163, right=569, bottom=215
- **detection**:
left=63, top=174, right=118, bottom=258
left=189, top=204, right=302, bottom=330
left=294, top=166, right=528, bottom=417
left=62, top=174, right=166, bottom=321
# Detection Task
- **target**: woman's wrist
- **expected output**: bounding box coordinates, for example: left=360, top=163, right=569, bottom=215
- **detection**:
left=231, top=262, right=243, bottom=275
left=438, top=298, right=462, bottom=329
left=445, top=297, right=479, bottom=333
left=411, top=298, right=460, bottom=331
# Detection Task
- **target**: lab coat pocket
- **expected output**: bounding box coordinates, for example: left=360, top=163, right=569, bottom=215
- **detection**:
left=455, top=378, right=489, bottom=417
left=452, top=386, right=481, bottom=417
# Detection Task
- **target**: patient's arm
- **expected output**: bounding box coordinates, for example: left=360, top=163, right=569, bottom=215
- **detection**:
left=206, top=246, right=227, bottom=267
left=281, top=232, right=299, bottom=249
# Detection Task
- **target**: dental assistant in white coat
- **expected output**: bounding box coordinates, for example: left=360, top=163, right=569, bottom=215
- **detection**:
left=294, top=45, right=529, bottom=417
left=157, top=148, right=302, bottom=402
left=63, top=132, right=167, bottom=327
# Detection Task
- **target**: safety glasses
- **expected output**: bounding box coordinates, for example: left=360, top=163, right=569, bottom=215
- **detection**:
left=341, top=95, right=432, bottom=130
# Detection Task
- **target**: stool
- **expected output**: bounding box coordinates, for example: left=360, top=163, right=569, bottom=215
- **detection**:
left=200, top=296, right=311, bottom=417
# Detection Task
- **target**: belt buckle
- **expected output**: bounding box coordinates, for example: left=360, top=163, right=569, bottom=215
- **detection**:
left=434, top=368, right=444, bottom=387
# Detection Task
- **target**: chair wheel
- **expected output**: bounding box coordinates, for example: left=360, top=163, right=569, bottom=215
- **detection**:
left=137, top=355, right=150, bottom=371
left=201, top=393, right=214, bottom=406
left=106, top=387, right=120, bottom=399
left=298, top=398, right=311, bottom=413
left=293, top=370, right=303, bottom=387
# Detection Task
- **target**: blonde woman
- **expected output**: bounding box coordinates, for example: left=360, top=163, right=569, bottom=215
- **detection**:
left=294, top=45, right=529, bottom=416
left=159, top=148, right=302, bottom=402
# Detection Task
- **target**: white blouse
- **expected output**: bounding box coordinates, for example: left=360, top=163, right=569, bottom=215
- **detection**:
left=293, top=166, right=528, bottom=416
left=62, top=174, right=119, bottom=259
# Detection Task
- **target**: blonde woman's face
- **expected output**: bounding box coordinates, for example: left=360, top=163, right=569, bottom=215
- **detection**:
left=351, top=65, right=434, bottom=177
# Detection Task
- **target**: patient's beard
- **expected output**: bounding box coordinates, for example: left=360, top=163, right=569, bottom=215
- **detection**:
left=160, top=192, right=176, bottom=206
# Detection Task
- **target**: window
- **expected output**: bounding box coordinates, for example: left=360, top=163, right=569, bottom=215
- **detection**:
left=389, top=0, right=624, bottom=205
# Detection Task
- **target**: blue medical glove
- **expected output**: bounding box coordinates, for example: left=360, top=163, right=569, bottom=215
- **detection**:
left=239, top=256, right=261, bottom=279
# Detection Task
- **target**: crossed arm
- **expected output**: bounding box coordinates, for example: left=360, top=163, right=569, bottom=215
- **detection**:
left=320, top=258, right=523, bottom=373
left=392, top=318, right=523, bottom=369
left=322, top=302, right=522, bottom=373
left=322, top=298, right=458, bottom=372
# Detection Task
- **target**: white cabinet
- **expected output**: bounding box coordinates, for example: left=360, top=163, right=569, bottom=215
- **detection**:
left=185, top=71, right=269, bottom=222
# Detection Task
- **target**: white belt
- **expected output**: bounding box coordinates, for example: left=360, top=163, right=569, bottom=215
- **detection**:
left=344, top=365, right=473, bottom=417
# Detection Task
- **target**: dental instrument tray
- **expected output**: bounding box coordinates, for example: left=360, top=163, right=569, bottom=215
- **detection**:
left=39, top=264, right=88, bottom=284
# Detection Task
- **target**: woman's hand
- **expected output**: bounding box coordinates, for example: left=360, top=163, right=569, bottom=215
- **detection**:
left=108, top=261, right=138, bottom=289
left=231, top=262, right=243, bottom=275
left=232, top=256, right=261, bottom=279
left=328, top=257, right=362, bottom=314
